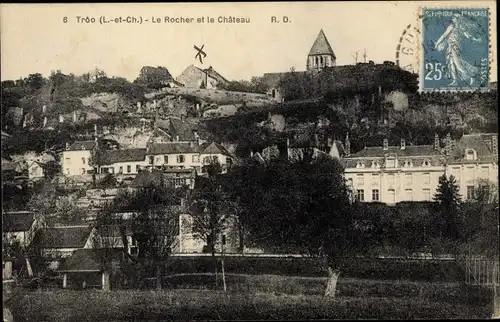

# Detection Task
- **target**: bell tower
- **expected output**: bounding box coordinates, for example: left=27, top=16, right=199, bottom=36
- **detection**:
left=307, top=29, right=336, bottom=72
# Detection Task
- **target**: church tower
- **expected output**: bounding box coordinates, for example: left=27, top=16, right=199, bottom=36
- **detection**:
left=307, top=29, right=336, bottom=72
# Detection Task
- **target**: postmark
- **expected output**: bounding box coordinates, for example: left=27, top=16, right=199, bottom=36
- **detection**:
left=420, top=8, right=490, bottom=92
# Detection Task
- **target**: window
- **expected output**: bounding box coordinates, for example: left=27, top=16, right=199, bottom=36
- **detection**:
left=192, top=155, right=200, bottom=163
left=356, top=189, right=365, bottom=201
left=127, top=165, right=131, bottom=173
left=164, top=155, right=169, bottom=164
left=386, top=158, right=395, bottom=168
left=423, top=189, right=431, bottom=201
left=356, top=174, right=364, bottom=186
left=356, top=161, right=365, bottom=169
left=81, top=168, right=86, bottom=175
left=65, top=157, right=71, bottom=165
left=212, top=155, right=219, bottom=163
left=422, top=159, right=431, bottom=167
left=272, top=89, right=276, bottom=98
left=226, top=157, right=233, bottom=166
left=403, top=160, right=413, bottom=168
left=118, top=166, right=123, bottom=174
left=479, top=166, right=489, bottom=179
left=467, top=186, right=475, bottom=200
left=136, top=165, right=141, bottom=173
left=387, top=173, right=395, bottom=187
left=177, top=155, right=185, bottom=163
left=372, top=189, right=380, bottom=201
left=465, top=166, right=475, bottom=184
left=423, top=173, right=430, bottom=185
left=149, top=156, right=154, bottom=165
left=405, top=173, right=413, bottom=186
left=371, top=174, right=379, bottom=186
left=388, top=189, right=396, bottom=204
left=156, top=157, right=162, bottom=164
left=466, top=149, right=476, bottom=161
left=66, top=168, right=70, bottom=175
left=371, top=161, right=380, bottom=168
left=82, top=157, right=86, bottom=164
left=405, top=189, right=413, bottom=201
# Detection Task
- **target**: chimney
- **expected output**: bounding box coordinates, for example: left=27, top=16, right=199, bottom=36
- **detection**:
left=445, top=133, right=451, bottom=156
left=94, top=124, right=98, bottom=136
left=43, top=116, right=47, bottom=127
left=42, top=105, right=46, bottom=114
left=383, top=138, right=389, bottom=150
left=250, top=151, right=254, bottom=157
left=434, top=133, right=440, bottom=150
left=400, top=138, right=406, bottom=150
left=59, top=114, right=64, bottom=123
left=73, top=111, right=77, bottom=123
left=492, top=135, right=498, bottom=155
left=345, top=133, right=351, bottom=156
left=65, top=142, right=70, bottom=150
left=176, top=135, right=179, bottom=142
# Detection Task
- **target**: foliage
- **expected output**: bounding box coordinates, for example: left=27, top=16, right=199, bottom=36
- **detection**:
left=94, top=173, right=118, bottom=189
left=217, top=77, right=269, bottom=94
left=93, top=183, right=181, bottom=289
left=227, top=155, right=355, bottom=271
left=433, top=175, right=462, bottom=241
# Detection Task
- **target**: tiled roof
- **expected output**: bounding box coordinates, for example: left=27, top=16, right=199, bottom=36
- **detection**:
left=449, top=133, right=498, bottom=163
left=148, top=142, right=200, bottom=155
left=2, top=211, right=35, bottom=232
left=36, top=226, right=91, bottom=248
left=67, top=140, right=96, bottom=151
left=169, top=118, right=197, bottom=141
left=101, top=149, right=147, bottom=165
left=58, top=248, right=123, bottom=272
left=347, top=145, right=443, bottom=159
left=201, top=142, right=232, bottom=157
left=202, top=66, right=229, bottom=84
left=308, top=29, right=336, bottom=57
left=131, top=170, right=165, bottom=188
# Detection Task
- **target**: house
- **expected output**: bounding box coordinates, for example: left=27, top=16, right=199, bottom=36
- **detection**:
left=33, top=226, right=94, bottom=269
left=146, top=141, right=202, bottom=172
left=176, top=64, right=229, bottom=89
left=57, top=248, right=123, bottom=290
left=446, top=133, right=498, bottom=201
left=98, top=148, right=147, bottom=175
left=153, top=117, right=200, bottom=143
left=343, top=136, right=447, bottom=204
left=2, top=211, right=40, bottom=247
left=61, top=140, right=98, bottom=176
left=200, top=142, right=234, bottom=172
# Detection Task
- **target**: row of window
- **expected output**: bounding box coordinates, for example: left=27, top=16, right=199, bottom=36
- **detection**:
left=351, top=173, right=432, bottom=187
left=355, top=185, right=481, bottom=202
left=148, top=155, right=231, bottom=165
left=356, top=188, right=432, bottom=202
left=356, top=160, right=432, bottom=169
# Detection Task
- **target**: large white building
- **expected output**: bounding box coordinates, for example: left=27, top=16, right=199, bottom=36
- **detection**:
left=342, top=133, right=498, bottom=204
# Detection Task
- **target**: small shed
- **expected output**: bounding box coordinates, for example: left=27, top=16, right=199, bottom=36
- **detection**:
left=57, top=248, right=123, bottom=291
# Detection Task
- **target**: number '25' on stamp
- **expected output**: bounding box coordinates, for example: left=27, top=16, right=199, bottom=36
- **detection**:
left=421, top=8, right=490, bottom=92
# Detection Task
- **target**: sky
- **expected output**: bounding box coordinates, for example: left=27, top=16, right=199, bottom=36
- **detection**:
left=1, top=1, right=497, bottom=82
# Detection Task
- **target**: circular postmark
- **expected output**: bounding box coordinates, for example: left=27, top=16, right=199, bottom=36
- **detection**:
left=395, top=22, right=421, bottom=74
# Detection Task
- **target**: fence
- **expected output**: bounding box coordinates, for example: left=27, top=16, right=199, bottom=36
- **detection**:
left=464, top=257, right=500, bottom=286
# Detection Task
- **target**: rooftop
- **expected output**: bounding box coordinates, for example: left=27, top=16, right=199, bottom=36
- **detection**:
left=101, top=149, right=147, bottom=165
left=2, top=211, right=35, bottom=232
left=35, top=226, right=91, bottom=249
left=308, top=29, right=336, bottom=57
left=66, top=140, right=96, bottom=151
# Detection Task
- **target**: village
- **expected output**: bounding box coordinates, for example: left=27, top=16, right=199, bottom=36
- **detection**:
left=2, top=21, right=499, bottom=320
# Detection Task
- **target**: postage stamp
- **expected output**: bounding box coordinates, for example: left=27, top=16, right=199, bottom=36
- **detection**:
left=420, top=8, right=490, bottom=92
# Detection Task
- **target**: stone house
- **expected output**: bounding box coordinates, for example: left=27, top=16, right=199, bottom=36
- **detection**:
left=176, top=65, right=229, bottom=89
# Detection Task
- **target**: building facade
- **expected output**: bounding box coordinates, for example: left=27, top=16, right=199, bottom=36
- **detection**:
left=306, top=29, right=336, bottom=72
left=61, top=140, right=97, bottom=176
left=343, top=136, right=447, bottom=204
left=446, top=133, right=498, bottom=201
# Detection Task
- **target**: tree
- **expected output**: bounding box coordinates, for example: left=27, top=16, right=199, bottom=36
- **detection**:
left=433, top=174, right=462, bottom=241
left=93, top=183, right=180, bottom=290
left=189, top=161, right=233, bottom=288
left=25, top=73, right=46, bottom=93
left=228, top=155, right=355, bottom=297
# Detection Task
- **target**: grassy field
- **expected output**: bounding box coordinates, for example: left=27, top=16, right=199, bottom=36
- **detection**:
left=6, top=275, right=493, bottom=321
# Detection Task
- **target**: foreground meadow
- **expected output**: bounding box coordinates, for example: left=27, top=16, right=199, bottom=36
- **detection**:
left=6, top=275, right=494, bottom=321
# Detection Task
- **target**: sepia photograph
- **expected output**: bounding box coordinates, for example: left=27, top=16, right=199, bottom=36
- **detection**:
left=1, top=1, right=498, bottom=320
